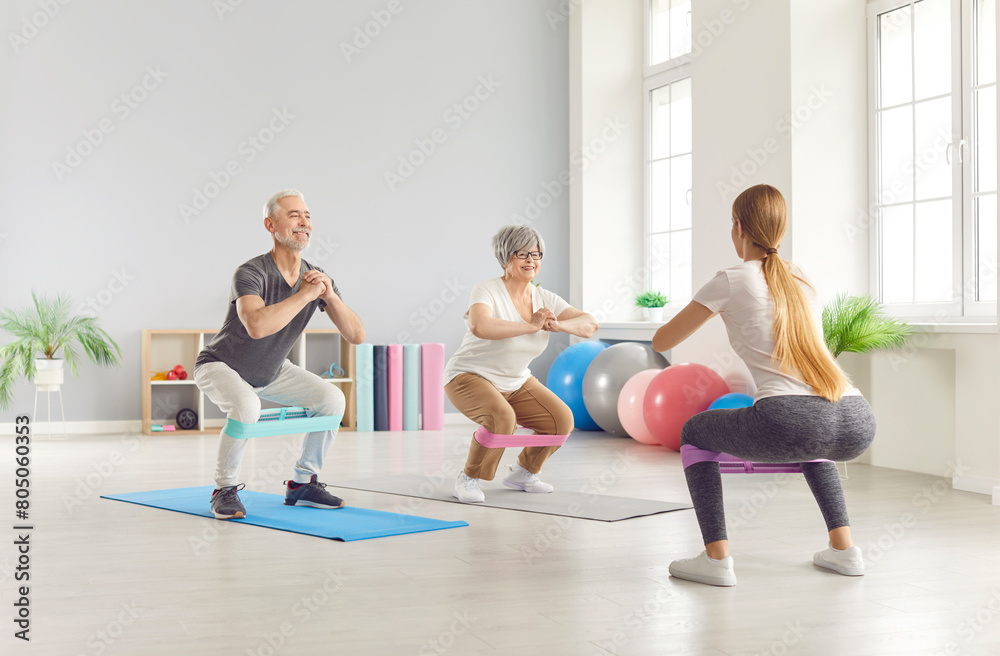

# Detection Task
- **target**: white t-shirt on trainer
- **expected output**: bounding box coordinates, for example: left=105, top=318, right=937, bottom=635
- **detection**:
left=693, top=260, right=860, bottom=401
left=444, top=277, right=572, bottom=392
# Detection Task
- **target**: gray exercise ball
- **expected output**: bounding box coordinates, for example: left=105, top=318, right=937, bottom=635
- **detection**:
left=582, top=342, right=669, bottom=437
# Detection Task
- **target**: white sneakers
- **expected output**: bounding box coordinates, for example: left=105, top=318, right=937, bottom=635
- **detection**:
left=669, top=544, right=865, bottom=587
left=453, top=465, right=555, bottom=503
left=668, top=551, right=738, bottom=587
left=453, top=473, right=485, bottom=503
left=813, top=544, right=865, bottom=576
left=502, top=464, right=554, bottom=493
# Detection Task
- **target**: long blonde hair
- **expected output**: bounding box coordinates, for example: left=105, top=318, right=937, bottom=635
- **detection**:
left=732, top=185, right=850, bottom=402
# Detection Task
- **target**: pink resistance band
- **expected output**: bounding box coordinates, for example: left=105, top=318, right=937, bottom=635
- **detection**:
left=473, top=425, right=569, bottom=449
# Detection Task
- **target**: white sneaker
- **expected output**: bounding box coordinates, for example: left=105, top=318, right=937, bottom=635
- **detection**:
left=669, top=551, right=737, bottom=587
left=813, top=544, right=865, bottom=576
left=502, top=464, right=554, bottom=493
left=453, top=473, right=485, bottom=503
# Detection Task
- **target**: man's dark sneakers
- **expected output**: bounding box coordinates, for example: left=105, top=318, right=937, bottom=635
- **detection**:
left=284, top=475, right=345, bottom=509
left=210, top=483, right=246, bottom=519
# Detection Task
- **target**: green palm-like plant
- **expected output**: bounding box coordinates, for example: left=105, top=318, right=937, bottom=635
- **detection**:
left=822, top=294, right=912, bottom=358
left=0, top=291, right=121, bottom=410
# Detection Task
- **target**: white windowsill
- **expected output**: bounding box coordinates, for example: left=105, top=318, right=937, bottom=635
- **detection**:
left=906, top=322, right=998, bottom=335
left=593, top=322, right=661, bottom=341
left=593, top=321, right=999, bottom=341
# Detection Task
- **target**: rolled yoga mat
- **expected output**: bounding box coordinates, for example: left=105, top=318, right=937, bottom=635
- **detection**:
left=403, top=344, right=420, bottom=431
left=420, top=343, right=444, bottom=430
left=355, top=344, right=374, bottom=432
left=387, top=344, right=403, bottom=431
left=373, top=345, right=388, bottom=431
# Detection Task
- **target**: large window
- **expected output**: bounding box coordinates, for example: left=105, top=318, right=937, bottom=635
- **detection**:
left=645, top=0, right=692, bottom=308
left=870, top=0, right=997, bottom=319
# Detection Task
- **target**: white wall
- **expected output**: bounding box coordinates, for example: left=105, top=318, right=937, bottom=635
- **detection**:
left=570, top=0, right=644, bottom=324
left=674, top=0, right=795, bottom=389
left=789, top=0, right=869, bottom=294
left=0, top=0, right=570, bottom=424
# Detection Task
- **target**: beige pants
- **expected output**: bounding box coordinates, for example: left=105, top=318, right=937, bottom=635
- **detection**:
left=445, top=373, right=574, bottom=480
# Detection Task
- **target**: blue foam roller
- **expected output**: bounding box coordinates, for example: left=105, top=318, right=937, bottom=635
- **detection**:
left=403, top=344, right=420, bottom=431
left=356, top=344, right=374, bottom=432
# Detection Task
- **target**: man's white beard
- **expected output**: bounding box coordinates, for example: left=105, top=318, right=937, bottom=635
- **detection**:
left=275, top=231, right=309, bottom=252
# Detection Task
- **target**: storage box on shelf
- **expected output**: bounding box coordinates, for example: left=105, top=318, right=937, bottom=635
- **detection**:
left=141, top=329, right=355, bottom=436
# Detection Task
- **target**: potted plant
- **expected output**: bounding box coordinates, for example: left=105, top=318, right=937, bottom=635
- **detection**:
left=0, top=291, right=122, bottom=411
left=822, top=293, right=912, bottom=358
left=635, top=290, right=669, bottom=322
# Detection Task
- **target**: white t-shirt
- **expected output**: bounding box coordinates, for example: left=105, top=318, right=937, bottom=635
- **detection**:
left=444, top=278, right=572, bottom=392
left=693, top=260, right=859, bottom=401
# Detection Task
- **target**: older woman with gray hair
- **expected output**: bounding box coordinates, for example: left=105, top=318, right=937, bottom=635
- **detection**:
left=444, top=225, right=599, bottom=503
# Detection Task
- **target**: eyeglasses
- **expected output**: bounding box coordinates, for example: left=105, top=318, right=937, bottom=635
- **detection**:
left=514, top=251, right=543, bottom=261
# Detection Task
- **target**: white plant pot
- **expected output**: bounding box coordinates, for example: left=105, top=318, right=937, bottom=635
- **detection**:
left=643, top=307, right=665, bottom=323
left=34, top=358, right=64, bottom=387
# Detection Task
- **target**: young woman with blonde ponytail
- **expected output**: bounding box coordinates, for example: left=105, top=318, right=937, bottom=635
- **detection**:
left=652, top=184, right=875, bottom=587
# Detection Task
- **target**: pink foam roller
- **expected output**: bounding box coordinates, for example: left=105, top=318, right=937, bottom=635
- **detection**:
left=473, top=425, right=568, bottom=449
left=421, top=343, right=445, bottom=430
left=387, top=344, right=403, bottom=431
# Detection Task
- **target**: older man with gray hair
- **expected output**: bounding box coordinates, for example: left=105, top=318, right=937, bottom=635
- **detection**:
left=194, top=189, right=365, bottom=520
left=444, top=224, right=599, bottom=503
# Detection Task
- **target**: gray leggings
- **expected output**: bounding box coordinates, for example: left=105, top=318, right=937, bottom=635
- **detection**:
left=680, top=394, right=876, bottom=544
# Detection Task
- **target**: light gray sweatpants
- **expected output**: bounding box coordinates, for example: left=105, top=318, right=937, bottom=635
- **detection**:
left=194, top=360, right=346, bottom=488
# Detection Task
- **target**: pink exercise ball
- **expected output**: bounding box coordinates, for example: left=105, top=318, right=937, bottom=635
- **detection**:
left=643, top=363, right=730, bottom=451
left=617, top=369, right=662, bottom=445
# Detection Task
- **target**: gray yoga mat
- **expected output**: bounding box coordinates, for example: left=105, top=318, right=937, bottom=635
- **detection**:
left=331, top=475, right=691, bottom=522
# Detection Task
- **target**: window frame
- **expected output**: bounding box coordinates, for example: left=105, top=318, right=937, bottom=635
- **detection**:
left=867, top=0, right=997, bottom=321
left=644, top=0, right=692, bottom=310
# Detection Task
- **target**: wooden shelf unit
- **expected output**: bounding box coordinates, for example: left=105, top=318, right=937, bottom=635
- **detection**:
left=141, top=328, right=356, bottom=436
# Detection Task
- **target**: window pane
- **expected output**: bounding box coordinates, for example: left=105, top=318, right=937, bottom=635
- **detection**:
left=650, top=0, right=672, bottom=66
left=879, top=6, right=913, bottom=107
left=882, top=204, right=914, bottom=303
left=913, top=97, right=953, bottom=200
left=914, top=200, right=953, bottom=302
left=649, top=160, right=670, bottom=233
left=978, top=194, right=998, bottom=301
left=649, top=233, right=671, bottom=299
left=668, top=0, right=692, bottom=61
left=651, top=85, right=671, bottom=161
left=880, top=106, right=914, bottom=203
left=979, top=0, right=997, bottom=85
left=977, top=88, right=998, bottom=193
left=670, top=154, right=692, bottom=231
left=670, top=78, right=692, bottom=155
left=913, top=0, right=951, bottom=101
left=670, top=229, right=692, bottom=303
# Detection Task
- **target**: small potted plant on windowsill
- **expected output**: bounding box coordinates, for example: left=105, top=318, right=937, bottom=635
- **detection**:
left=822, top=293, right=912, bottom=358
left=635, top=291, right=669, bottom=323
left=0, top=291, right=122, bottom=411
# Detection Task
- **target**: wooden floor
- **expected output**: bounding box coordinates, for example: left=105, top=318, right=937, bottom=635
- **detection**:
left=2, top=422, right=1000, bottom=655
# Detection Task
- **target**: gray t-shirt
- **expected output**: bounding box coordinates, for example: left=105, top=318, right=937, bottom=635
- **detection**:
left=195, top=253, right=341, bottom=387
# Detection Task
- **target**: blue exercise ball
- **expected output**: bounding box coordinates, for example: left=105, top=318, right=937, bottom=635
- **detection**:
left=708, top=392, right=754, bottom=410
left=582, top=342, right=669, bottom=437
left=547, top=341, right=609, bottom=431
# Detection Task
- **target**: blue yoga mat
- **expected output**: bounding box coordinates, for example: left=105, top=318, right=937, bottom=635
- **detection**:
left=101, top=486, right=468, bottom=541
